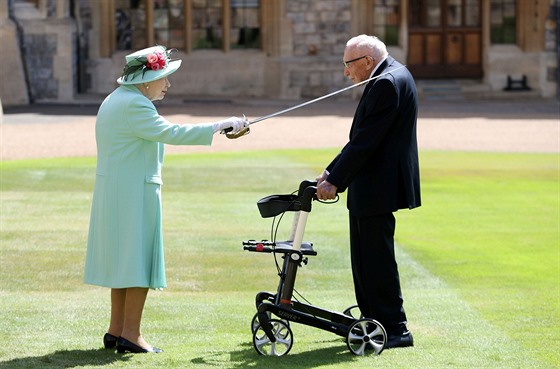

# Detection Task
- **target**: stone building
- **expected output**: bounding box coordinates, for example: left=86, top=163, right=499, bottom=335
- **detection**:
left=0, top=0, right=558, bottom=107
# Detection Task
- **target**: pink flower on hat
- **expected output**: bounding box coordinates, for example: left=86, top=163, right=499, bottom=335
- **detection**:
left=146, top=52, right=167, bottom=71
left=120, top=46, right=174, bottom=83
left=146, top=53, right=158, bottom=64
left=156, top=52, right=166, bottom=68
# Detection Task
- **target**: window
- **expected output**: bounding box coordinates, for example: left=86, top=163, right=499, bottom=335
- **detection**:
left=192, top=0, right=222, bottom=49
left=446, top=0, right=481, bottom=27
left=113, top=0, right=261, bottom=52
left=115, top=0, right=146, bottom=50
left=464, top=0, right=481, bottom=27
left=409, top=0, right=480, bottom=28
left=154, top=0, right=186, bottom=49
left=490, top=0, right=516, bottom=44
left=372, top=0, right=400, bottom=46
left=230, top=0, right=260, bottom=49
left=409, top=0, right=441, bottom=28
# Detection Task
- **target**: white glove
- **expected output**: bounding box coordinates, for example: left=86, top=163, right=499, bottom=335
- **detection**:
left=212, top=116, right=248, bottom=134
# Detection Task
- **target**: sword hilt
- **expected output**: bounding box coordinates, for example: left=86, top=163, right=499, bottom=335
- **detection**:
left=220, top=114, right=250, bottom=139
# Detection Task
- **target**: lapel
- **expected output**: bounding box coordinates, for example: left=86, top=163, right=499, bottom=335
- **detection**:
left=349, top=56, right=395, bottom=138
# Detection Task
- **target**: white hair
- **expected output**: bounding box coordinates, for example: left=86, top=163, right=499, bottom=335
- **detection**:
left=346, top=34, right=388, bottom=59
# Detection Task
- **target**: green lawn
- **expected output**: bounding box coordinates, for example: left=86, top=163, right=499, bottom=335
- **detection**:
left=0, top=150, right=558, bottom=368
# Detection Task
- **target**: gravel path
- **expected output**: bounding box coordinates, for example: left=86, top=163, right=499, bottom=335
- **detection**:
left=1, top=98, right=558, bottom=160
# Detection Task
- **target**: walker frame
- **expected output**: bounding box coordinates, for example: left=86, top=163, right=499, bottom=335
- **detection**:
left=242, top=180, right=387, bottom=356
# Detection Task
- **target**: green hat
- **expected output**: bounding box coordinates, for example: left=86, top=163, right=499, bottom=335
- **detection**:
left=117, top=45, right=182, bottom=85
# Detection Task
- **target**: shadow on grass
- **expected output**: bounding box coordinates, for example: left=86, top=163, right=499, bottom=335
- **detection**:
left=0, top=348, right=131, bottom=369
left=191, top=341, right=364, bottom=368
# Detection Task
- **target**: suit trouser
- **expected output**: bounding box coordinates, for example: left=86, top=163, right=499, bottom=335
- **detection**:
left=349, top=213, right=407, bottom=333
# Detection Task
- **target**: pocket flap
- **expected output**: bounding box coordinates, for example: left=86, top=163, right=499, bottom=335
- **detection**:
left=145, top=175, right=163, bottom=184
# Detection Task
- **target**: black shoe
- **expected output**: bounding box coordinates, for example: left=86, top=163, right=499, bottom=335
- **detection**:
left=103, top=333, right=118, bottom=349
left=116, top=336, right=163, bottom=353
left=385, top=330, right=414, bottom=349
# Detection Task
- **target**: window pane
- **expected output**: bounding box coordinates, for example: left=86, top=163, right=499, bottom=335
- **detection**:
left=409, top=0, right=422, bottom=27
left=465, top=0, right=480, bottom=26
left=153, top=0, right=185, bottom=48
left=427, top=0, right=441, bottom=27
left=372, top=0, right=399, bottom=46
left=154, top=0, right=169, bottom=46
left=447, top=0, right=462, bottom=27
left=230, top=0, right=260, bottom=49
left=115, top=0, right=147, bottom=50
left=490, top=0, right=516, bottom=44
left=193, top=0, right=222, bottom=49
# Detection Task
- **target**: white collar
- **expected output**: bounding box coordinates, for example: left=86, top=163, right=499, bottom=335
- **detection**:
left=369, top=55, right=389, bottom=79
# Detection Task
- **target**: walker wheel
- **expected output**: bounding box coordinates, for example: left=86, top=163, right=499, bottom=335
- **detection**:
left=253, top=319, right=293, bottom=356
left=342, top=304, right=364, bottom=319
left=251, top=312, right=261, bottom=333
left=346, top=318, right=386, bottom=356
left=251, top=312, right=290, bottom=333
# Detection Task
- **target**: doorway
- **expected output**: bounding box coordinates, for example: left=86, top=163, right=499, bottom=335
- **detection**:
left=408, top=0, right=482, bottom=78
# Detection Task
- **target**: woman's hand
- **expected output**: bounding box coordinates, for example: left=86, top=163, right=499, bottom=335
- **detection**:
left=212, top=116, right=249, bottom=134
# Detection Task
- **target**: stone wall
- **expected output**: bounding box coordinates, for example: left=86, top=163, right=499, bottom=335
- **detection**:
left=285, top=0, right=351, bottom=57
left=12, top=0, right=77, bottom=103
left=485, top=0, right=558, bottom=98
left=281, top=0, right=352, bottom=98
left=0, top=1, right=29, bottom=107
left=3, top=0, right=557, bottom=105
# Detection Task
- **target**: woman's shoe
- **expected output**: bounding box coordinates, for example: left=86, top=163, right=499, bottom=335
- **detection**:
left=103, top=333, right=118, bottom=349
left=116, top=336, right=162, bottom=353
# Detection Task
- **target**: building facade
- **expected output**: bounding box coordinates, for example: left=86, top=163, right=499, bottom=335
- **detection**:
left=1, top=0, right=558, bottom=107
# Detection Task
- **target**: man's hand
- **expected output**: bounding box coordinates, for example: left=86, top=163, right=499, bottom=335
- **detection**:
left=317, top=180, right=337, bottom=200
left=316, top=170, right=329, bottom=185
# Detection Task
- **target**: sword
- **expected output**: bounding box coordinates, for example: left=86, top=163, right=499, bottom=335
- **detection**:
left=223, top=65, right=406, bottom=138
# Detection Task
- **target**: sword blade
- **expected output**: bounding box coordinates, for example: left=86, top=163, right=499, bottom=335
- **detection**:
left=247, top=65, right=405, bottom=125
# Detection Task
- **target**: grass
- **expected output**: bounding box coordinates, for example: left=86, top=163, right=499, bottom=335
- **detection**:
left=0, top=149, right=558, bottom=368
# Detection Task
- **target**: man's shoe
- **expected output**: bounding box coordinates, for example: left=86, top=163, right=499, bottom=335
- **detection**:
left=385, top=330, right=413, bottom=349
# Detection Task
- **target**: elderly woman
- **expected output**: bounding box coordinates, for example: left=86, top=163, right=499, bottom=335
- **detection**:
left=84, top=46, right=247, bottom=354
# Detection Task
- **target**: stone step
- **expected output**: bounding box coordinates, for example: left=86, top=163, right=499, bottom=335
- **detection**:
left=417, top=79, right=541, bottom=101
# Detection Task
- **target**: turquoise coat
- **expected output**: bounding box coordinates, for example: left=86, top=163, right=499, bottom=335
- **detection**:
left=84, top=85, right=214, bottom=289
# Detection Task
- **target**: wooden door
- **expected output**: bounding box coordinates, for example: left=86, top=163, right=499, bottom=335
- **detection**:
left=408, top=0, right=482, bottom=78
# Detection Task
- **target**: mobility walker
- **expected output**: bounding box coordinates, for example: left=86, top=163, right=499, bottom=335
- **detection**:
left=242, top=180, right=387, bottom=356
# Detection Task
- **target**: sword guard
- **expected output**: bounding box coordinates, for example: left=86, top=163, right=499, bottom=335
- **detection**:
left=225, top=126, right=250, bottom=139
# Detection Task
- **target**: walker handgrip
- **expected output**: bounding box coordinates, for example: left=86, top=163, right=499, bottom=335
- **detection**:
left=298, top=180, right=318, bottom=197
left=300, top=186, right=317, bottom=212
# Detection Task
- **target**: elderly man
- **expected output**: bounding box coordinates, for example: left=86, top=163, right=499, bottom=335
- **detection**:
left=316, top=34, right=421, bottom=349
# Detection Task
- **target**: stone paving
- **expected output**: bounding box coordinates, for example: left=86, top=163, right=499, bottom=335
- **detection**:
left=1, top=97, right=558, bottom=160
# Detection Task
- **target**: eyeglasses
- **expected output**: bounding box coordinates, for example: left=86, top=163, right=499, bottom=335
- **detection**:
left=343, top=55, right=371, bottom=68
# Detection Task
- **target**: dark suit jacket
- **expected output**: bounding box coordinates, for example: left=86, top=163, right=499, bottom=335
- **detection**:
left=326, top=56, right=421, bottom=217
